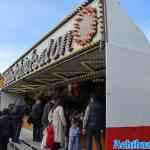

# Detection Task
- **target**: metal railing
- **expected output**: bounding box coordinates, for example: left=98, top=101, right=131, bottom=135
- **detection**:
left=7, top=141, right=34, bottom=150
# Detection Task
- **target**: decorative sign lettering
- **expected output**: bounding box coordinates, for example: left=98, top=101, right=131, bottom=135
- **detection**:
left=4, top=32, right=73, bottom=83
left=3, top=0, right=103, bottom=86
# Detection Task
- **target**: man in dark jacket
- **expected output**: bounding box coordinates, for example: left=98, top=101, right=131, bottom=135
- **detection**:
left=11, top=100, right=27, bottom=143
left=31, top=96, right=44, bottom=142
left=83, top=85, right=105, bottom=150
left=0, top=108, right=15, bottom=150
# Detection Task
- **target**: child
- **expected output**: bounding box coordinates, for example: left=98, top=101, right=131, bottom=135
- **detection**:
left=68, top=117, right=80, bottom=150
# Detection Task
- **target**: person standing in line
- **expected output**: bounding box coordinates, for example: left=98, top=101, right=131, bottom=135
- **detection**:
left=12, top=99, right=27, bottom=143
left=83, top=85, right=105, bottom=150
left=68, top=117, right=80, bottom=150
left=48, top=98, right=67, bottom=150
left=0, top=108, right=15, bottom=150
left=42, top=97, right=55, bottom=130
left=31, top=95, right=44, bottom=142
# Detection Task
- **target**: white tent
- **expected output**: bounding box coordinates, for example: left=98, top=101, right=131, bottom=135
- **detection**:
left=106, top=0, right=150, bottom=149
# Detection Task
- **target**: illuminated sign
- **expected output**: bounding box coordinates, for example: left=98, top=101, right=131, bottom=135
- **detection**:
left=73, top=5, right=98, bottom=46
left=3, top=0, right=104, bottom=86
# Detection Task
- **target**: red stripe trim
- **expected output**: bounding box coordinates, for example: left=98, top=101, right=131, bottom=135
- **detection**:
left=105, top=126, right=150, bottom=150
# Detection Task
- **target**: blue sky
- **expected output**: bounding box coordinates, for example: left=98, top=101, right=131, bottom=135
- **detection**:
left=0, top=0, right=150, bottom=72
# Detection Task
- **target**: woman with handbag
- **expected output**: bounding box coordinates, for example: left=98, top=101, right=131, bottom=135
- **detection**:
left=48, top=98, right=67, bottom=150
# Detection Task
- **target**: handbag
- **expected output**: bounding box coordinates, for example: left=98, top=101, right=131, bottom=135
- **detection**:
left=45, top=123, right=55, bottom=148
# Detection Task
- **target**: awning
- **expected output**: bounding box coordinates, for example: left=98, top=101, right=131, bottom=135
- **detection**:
left=4, top=43, right=105, bottom=93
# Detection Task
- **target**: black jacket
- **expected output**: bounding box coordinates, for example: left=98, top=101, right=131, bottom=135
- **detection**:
left=0, top=115, right=15, bottom=142
left=31, top=103, right=43, bottom=126
left=87, top=96, right=105, bottom=130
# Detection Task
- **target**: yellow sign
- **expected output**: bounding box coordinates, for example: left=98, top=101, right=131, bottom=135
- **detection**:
left=0, top=74, right=4, bottom=88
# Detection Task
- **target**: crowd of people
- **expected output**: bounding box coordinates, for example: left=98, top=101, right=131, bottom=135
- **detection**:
left=0, top=84, right=105, bottom=150
left=29, top=85, right=105, bottom=150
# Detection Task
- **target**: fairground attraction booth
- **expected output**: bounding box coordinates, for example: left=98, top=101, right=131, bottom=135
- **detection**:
left=1, top=0, right=150, bottom=149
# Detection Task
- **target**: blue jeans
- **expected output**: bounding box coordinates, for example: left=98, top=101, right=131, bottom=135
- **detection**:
left=68, top=136, right=80, bottom=150
left=86, top=129, right=102, bottom=150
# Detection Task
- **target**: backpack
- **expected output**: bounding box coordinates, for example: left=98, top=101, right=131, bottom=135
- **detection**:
left=87, top=101, right=105, bottom=130
left=42, top=123, right=55, bottom=149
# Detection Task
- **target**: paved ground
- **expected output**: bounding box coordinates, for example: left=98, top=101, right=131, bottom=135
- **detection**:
left=20, top=128, right=41, bottom=150
left=8, top=128, right=86, bottom=150
left=7, top=128, right=41, bottom=150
